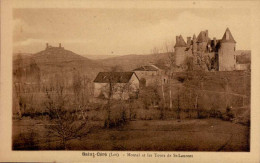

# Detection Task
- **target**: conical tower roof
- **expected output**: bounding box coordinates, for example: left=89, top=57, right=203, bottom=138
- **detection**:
left=174, top=35, right=187, bottom=47
left=221, top=28, right=236, bottom=43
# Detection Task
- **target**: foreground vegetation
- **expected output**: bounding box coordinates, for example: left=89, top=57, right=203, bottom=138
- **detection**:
left=12, top=69, right=250, bottom=150
left=13, top=118, right=249, bottom=151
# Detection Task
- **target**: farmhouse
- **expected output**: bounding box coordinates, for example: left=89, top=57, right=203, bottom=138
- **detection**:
left=93, top=72, right=139, bottom=100
left=133, top=64, right=167, bottom=86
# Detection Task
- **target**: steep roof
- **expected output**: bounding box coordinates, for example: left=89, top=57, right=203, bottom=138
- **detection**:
left=174, top=35, right=187, bottom=47
left=133, top=65, right=160, bottom=71
left=197, top=30, right=210, bottom=43
left=221, top=28, right=236, bottom=43
left=94, top=72, right=138, bottom=83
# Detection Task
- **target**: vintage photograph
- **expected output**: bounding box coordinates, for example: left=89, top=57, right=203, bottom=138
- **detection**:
left=12, top=8, right=251, bottom=151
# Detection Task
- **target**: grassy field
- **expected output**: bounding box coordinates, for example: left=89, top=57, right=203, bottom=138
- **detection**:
left=13, top=118, right=249, bottom=151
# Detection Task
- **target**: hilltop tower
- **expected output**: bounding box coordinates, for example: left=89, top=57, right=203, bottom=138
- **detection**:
left=218, top=28, right=236, bottom=71
left=174, top=35, right=187, bottom=66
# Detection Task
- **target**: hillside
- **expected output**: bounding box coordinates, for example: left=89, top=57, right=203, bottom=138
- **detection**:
left=13, top=53, right=33, bottom=60
left=98, top=53, right=171, bottom=71
left=13, top=47, right=107, bottom=85
left=83, top=54, right=120, bottom=60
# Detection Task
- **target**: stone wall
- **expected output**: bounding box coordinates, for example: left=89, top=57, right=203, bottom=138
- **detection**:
left=175, top=47, right=187, bottom=66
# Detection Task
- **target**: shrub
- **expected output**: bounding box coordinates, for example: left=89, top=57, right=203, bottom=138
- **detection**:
left=197, top=109, right=209, bottom=119
left=135, top=108, right=161, bottom=120
left=222, top=106, right=235, bottom=121
left=209, top=108, right=222, bottom=118
left=103, top=102, right=128, bottom=128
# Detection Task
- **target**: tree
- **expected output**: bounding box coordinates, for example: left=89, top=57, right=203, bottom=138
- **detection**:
left=163, top=40, right=175, bottom=110
left=176, top=87, right=181, bottom=120
left=151, top=46, right=160, bottom=54
left=150, top=40, right=176, bottom=118
left=139, top=85, right=160, bottom=109
left=103, top=68, right=136, bottom=128
left=44, top=83, right=89, bottom=149
left=72, top=72, right=91, bottom=119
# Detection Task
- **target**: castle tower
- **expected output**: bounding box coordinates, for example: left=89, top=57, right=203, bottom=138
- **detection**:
left=218, top=28, right=236, bottom=71
left=197, top=30, right=209, bottom=52
left=187, top=37, right=191, bottom=47
left=174, top=35, right=187, bottom=66
left=192, top=34, right=197, bottom=53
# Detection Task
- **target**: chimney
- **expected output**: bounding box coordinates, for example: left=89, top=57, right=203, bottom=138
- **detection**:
left=59, top=43, right=61, bottom=48
left=187, top=37, right=191, bottom=46
left=46, top=43, right=49, bottom=49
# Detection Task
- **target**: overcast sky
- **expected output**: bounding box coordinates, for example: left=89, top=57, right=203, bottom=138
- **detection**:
left=13, top=8, right=251, bottom=55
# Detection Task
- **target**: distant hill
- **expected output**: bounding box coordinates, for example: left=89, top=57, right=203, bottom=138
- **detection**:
left=98, top=53, right=171, bottom=71
left=31, top=47, right=105, bottom=73
left=13, top=48, right=251, bottom=85
left=97, top=50, right=252, bottom=72
left=13, top=49, right=172, bottom=86
left=13, top=53, right=33, bottom=60
left=13, top=47, right=108, bottom=84
left=82, top=54, right=120, bottom=60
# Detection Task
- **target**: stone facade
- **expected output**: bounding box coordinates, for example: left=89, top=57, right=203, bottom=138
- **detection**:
left=93, top=72, right=139, bottom=100
left=174, top=28, right=247, bottom=71
left=133, top=65, right=167, bottom=87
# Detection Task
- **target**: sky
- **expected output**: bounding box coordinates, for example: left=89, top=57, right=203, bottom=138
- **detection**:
left=13, top=8, right=251, bottom=56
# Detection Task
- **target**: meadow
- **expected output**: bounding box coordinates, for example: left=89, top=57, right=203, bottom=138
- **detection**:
left=13, top=118, right=249, bottom=151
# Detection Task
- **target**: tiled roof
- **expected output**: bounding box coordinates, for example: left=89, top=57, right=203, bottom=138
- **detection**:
left=221, top=28, right=236, bottom=43
left=133, top=65, right=159, bottom=71
left=94, top=72, right=137, bottom=83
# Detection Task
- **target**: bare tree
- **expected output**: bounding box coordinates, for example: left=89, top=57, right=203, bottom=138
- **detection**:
left=44, top=82, right=89, bottom=149
left=151, top=46, right=160, bottom=54
left=72, top=72, right=91, bottom=119
left=176, top=87, right=181, bottom=120
left=151, top=46, right=167, bottom=118
left=163, top=40, right=175, bottom=110
left=103, top=71, right=135, bottom=128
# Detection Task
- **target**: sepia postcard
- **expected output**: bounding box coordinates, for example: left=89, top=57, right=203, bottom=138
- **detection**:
left=0, top=0, right=260, bottom=162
